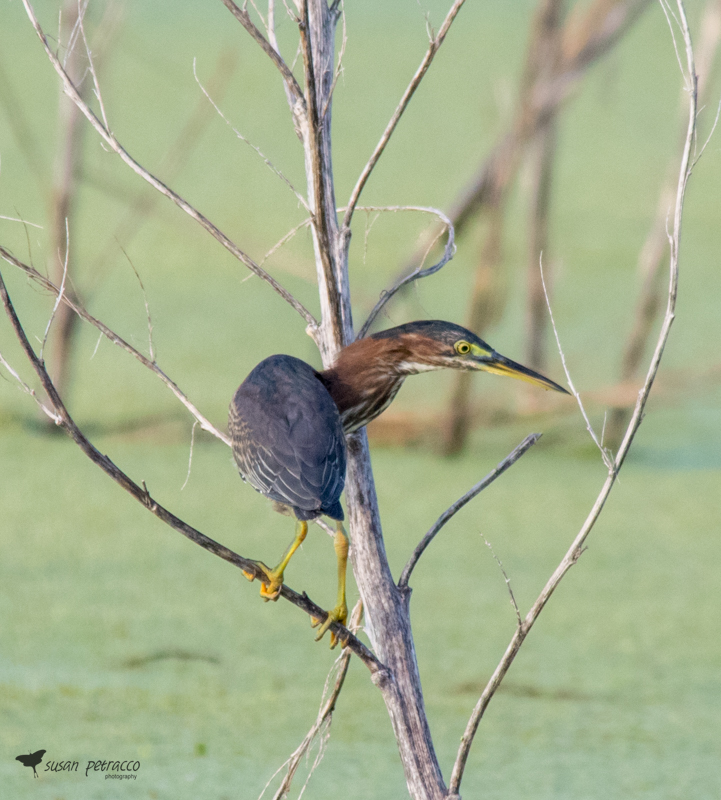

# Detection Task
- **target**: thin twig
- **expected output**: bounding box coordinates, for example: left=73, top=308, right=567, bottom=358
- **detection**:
left=0, top=350, right=61, bottom=424
left=120, top=247, right=156, bottom=363
left=481, top=534, right=521, bottom=629
left=398, top=433, right=541, bottom=590
left=22, top=0, right=319, bottom=336
left=0, top=244, right=229, bottom=445
left=540, top=256, right=613, bottom=469
left=76, top=0, right=109, bottom=130
left=40, top=218, right=70, bottom=362
left=449, top=2, right=698, bottom=791
left=265, top=600, right=364, bottom=800
left=220, top=0, right=305, bottom=109
left=343, top=0, right=467, bottom=229
left=181, top=420, right=198, bottom=491
left=0, top=215, right=43, bottom=229
left=193, top=59, right=311, bottom=213
left=259, top=218, right=313, bottom=267
left=0, top=267, right=382, bottom=674
left=356, top=206, right=456, bottom=339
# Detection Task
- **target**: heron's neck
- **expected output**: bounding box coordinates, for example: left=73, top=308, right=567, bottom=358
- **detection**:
left=318, top=336, right=436, bottom=433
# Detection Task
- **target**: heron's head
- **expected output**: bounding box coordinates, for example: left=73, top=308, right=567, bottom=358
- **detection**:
left=370, top=320, right=569, bottom=393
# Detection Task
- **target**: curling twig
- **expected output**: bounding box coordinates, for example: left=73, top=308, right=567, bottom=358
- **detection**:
left=357, top=206, right=456, bottom=339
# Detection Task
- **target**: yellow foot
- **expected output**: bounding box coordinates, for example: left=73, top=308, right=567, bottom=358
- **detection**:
left=243, top=560, right=284, bottom=601
left=312, top=601, right=348, bottom=649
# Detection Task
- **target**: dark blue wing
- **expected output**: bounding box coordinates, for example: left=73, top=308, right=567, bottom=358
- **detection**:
left=229, top=355, right=345, bottom=520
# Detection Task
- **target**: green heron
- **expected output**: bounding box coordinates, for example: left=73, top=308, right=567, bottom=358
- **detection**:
left=229, top=320, right=568, bottom=646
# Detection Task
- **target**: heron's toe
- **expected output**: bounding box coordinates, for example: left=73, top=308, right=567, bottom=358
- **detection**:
left=247, top=561, right=284, bottom=601
left=314, top=601, right=348, bottom=649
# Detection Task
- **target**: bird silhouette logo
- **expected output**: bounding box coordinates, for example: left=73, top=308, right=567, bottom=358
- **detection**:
left=15, top=749, right=46, bottom=777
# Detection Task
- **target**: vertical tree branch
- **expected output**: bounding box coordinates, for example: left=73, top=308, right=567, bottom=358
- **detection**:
left=297, top=3, right=449, bottom=795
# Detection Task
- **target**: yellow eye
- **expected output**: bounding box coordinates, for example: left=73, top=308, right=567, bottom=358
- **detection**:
left=455, top=341, right=471, bottom=355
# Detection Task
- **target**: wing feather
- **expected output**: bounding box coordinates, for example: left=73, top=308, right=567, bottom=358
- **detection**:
left=229, top=355, right=346, bottom=520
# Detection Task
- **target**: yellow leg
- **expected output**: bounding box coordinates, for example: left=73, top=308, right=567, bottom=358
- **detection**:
left=313, top=522, right=349, bottom=648
left=244, top=520, right=308, bottom=602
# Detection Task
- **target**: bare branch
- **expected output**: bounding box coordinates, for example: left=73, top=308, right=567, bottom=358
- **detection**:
left=0, top=244, right=229, bottom=445
left=193, top=58, right=311, bottom=213
left=343, top=0, right=467, bottom=229
left=21, top=0, right=319, bottom=335
left=481, top=535, right=521, bottom=629
left=0, top=350, right=61, bottom=424
left=540, top=256, right=613, bottom=469
left=608, top=0, right=721, bottom=445
left=398, top=433, right=541, bottom=590
left=356, top=206, right=456, bottom=339
left=40, top=218, right=70, bottom=362
left=220, top=0, right=306, bottom=110
left=0, top=267, right=381, bottom=674
left=266, top=599, right=363, bottom=800
left=449, top=2, right=698, bottom=791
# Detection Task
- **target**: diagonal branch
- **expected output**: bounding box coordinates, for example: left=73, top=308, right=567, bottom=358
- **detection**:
left=266, top=599, right=364, bottom=800
left=21, top=0, right=318, bottom=336
left=193, top=58, right=311, bottom=213
left=219, top=0, right=306, bottom=110
left=0, top=243, right=229, bottom=445
left=449, top=2, right=698, bottom=791
left=0, top=268, right=381, bottom=675
left=398, top=433, right=541, bottom=590
left=343, top=0, right=467, bottom=230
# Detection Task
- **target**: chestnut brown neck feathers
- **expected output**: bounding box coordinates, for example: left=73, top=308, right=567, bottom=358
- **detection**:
left=318, top=333, right=446, bottom=433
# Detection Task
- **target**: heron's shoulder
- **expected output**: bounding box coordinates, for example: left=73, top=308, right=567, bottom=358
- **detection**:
left=233, top=355, right=332, bottom=413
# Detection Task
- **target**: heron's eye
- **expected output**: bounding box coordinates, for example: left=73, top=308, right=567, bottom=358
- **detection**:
left=455, top=341, right=471, bottom=355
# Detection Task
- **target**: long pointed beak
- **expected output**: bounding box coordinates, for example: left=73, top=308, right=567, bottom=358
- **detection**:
left=477, top=351, right=570, bottom=394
